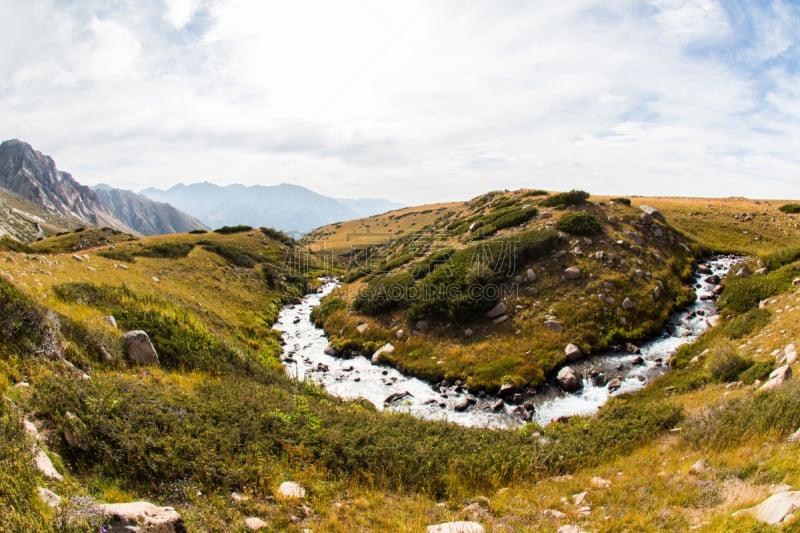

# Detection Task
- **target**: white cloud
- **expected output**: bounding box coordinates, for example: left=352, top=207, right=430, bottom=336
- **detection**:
left=0, top=0, right=799, bottom=205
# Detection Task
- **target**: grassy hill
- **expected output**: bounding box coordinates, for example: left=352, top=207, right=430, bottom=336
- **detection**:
left=1, top=193, right=800, bottom=532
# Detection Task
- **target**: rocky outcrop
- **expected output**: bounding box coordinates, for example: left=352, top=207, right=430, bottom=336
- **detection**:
left=38, top=487, right=62, bottom=508
left=564, top=343, right=582, bottom=361
left=98, top=501, right=185, bottom=533
left=0, top=139, right=136, bottom=234
left=639, top=205, right=666, bottom=223
left=371, top=343, right=395, bottom=364
left=92, top=185, right=207, bottom=236
left=122, top=331, right=159, bottom=365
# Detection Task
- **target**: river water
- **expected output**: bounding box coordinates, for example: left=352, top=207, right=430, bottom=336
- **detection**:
left=274, top=256, right=741, bottom=428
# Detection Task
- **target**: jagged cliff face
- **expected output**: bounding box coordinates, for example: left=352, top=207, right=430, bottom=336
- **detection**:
left=92, top=186, right=208, bottom=236
left=0, top=139, right=135, bottom=235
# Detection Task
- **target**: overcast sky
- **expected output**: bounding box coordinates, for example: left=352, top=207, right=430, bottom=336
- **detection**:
left=1, top=0, right=799, bottom=204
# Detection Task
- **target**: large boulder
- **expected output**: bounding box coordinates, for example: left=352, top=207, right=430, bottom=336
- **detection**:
left=557, top=367, right=582, bottom=391
left=427, top=522, right=485, bottom=533
left=98, top=501, right=185, bottom=533
left=122, top=331, right=159, bottom=365
left=734, top=491, right=800, bottom=525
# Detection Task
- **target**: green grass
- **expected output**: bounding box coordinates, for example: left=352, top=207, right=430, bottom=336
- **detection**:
left=719, top=263, right=800, bottom=313
left=539, top=189, right=589, bottom=208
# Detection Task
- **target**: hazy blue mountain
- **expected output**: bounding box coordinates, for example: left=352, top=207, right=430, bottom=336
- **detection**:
left=140, top=182, right=403, bottom=234
left=335, top=197, right=405, bottom=218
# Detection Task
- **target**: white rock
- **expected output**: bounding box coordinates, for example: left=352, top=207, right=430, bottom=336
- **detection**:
left=760, top=365, right=792, bottom=391
left=564, top=343, right=582, bottom=361
left=542, top=509, right=566, bottom=519
left=245, top=517, right=269, bottom=530
left=564, top=267, right=581, bottom=280
left=427, top=522, right=485, bottom=533
left=395, top=329, right=405, bottom=340
left=98, top=501, right=184, bottom=532
left=591, top=476, right=612, bottom=489
left=689, top=460, right=708, bottom=475
left=278, top=481, right=306, bottom=499
left=101, top=315, right=117, bottom=329
left=231, top=492, right=249, bottom=503
left=356, top=323, right=369, bottom=334
left=557, top=367, right=582, bottom=391
left=37, top=487, right=62, bottom=508
left=371, top=343, right=395, bottom=365
left=789, top=427, right=800, bottom=443
left=526, top=268, right=537, bottom=282
left=544, top=320, right=563, bottom=332
left=32, top=446, right=62, bottom=481
left=734, top=491, right=800, bottom=525
left=622, top=297, right=634, bottom=310
left=558, top=526, right=587, bottom=533
left=572, top=491, right=588, bottom=506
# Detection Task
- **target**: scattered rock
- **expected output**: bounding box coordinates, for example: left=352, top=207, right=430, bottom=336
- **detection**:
left=736, top=265, right=751, bottom=278
left=38, top=487, right=62, bottom=508
left=231, top=492, right=249, bottom=503
left=385, top=391, right=414, bottom=406
left=558, top=526, right=587, bottom=533
left=356, top=323, right=369, bottom=334
left=245, top=517, right=269, bottom=530
left=789, top=427, right=800, bottom=443
left=526, top=268, right=537, bottom=282
left=591, top=477, right=612, bottom=489
left=707, top=315, right=720, bottom=327
left=492, top=314, right=509, bottom=324
left=33, top=446, right=62, bottom=481
left=63, top=411, right=89, bottom=451
left=760, top=365, right=792, bottom=391
left=733, top=491, right=800, bottom=525
left=544, top=320, right=563, bottom=332
left=607, top=378, right=622, bottom=392
left=491, top=400, right=505, bottom=412
left=396, top=329, right=405, bottom=340
left=416, top=320, right=429, bottom=332
left=573, top=491, right=588, bottom=506
left=324, top=344, right=339, bottom=356
left=625, top=342, right=640, bottom=354
left=426, top=522, right=485, bottom=533
left=498, top=382, right=515, bottom=398
left=71, top=254, right=84, bottom=262
left=454, top=397, right=470, bottom=412
left=278, top=481, right=306, bottom=499
left=99, top=346, right=113, bottom=363
left=557, top=367, right=582, bottom=391
left=98, top=501, right=185, bottom=533
left=540, top=211, right=552, bottom=219
left=542, top=509, right=566, bottom=519
left=371, top=343, right=395, bottom=365
left=564, top=267, right=582, bottom=280
left=705, top=274, right=721, bottom=284
left=640, top=205, right=666, bottom=222
left=622, top=297, right=634, bottom=310
left=564, top=343, right=582, bottom=361
left=101, top=316, right=117, bottom=328
left=486, top=302, right=508, bottom=318
left=464, top=328, right=474, bottom=338
left=689, top=460, right=708, bottom=475
left=122, top=330, right=159, bottom=365
left=631, top=356, right=644, bottom=365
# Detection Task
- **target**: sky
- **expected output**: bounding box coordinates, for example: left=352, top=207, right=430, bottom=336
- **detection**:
left=1, top=0, right=799, bottom=205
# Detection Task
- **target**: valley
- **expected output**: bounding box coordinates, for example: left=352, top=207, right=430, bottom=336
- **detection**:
left=1, top=190, right=800, bottom=532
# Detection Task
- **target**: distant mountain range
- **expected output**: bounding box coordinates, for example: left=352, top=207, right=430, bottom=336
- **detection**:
left=0, top=138, right=402, bottom=242
left=140, top=183, right=404, bottom=234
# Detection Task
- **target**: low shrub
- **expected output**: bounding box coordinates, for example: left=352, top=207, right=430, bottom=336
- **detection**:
left=200, top=242, right=265, bottom=268
left=704, top=340, right=751, bottom=382
left=611, top=197, right=631, bottom=206
left=540, top=189, right=590, bottom=208
left=188, top=228, right=207, bottom=234
left=0, top=236, right=32, bottom=253
left=98, top=249, right=136, bottom=263
left=556, top=212, right=602, bottom=235
left=778, top=203, right=800, bottom=214
left=213, top=225, right=252, bottom=234
left=260, top=227, right=295, bottom=246
left=134, top=242, right=195, bottom=259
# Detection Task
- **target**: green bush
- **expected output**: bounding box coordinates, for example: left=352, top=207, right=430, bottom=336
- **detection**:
left=719, top=263, right=800, bottom=313
left=213, top=225, right=253, bottom=234
left=684, top=381, right=800, bottom=449
left=779, top=203, right=800, bottom=214
left=134, top=242, right=195, bottom=259
left=310, top=297, right=347, bottom=325
left=353, top=273, right=415, bottom=315
left=611, top=197, right=632, bottom=206
left=98, top=249, right=136, bottom=263
left=0, top=278, right=50, bottom=357
left=260, top=227, right=295, bottom=246
left=720, top=308, right=770, bottom=339
left=556, top=212, right=602, bottom=235
left=762, top=247, right=800, bottom=270
left=188, top=228, right=207, bottom=234
left=200, top=242, right=265, bottom=268
left=540, top=189, right=590, bottom=208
